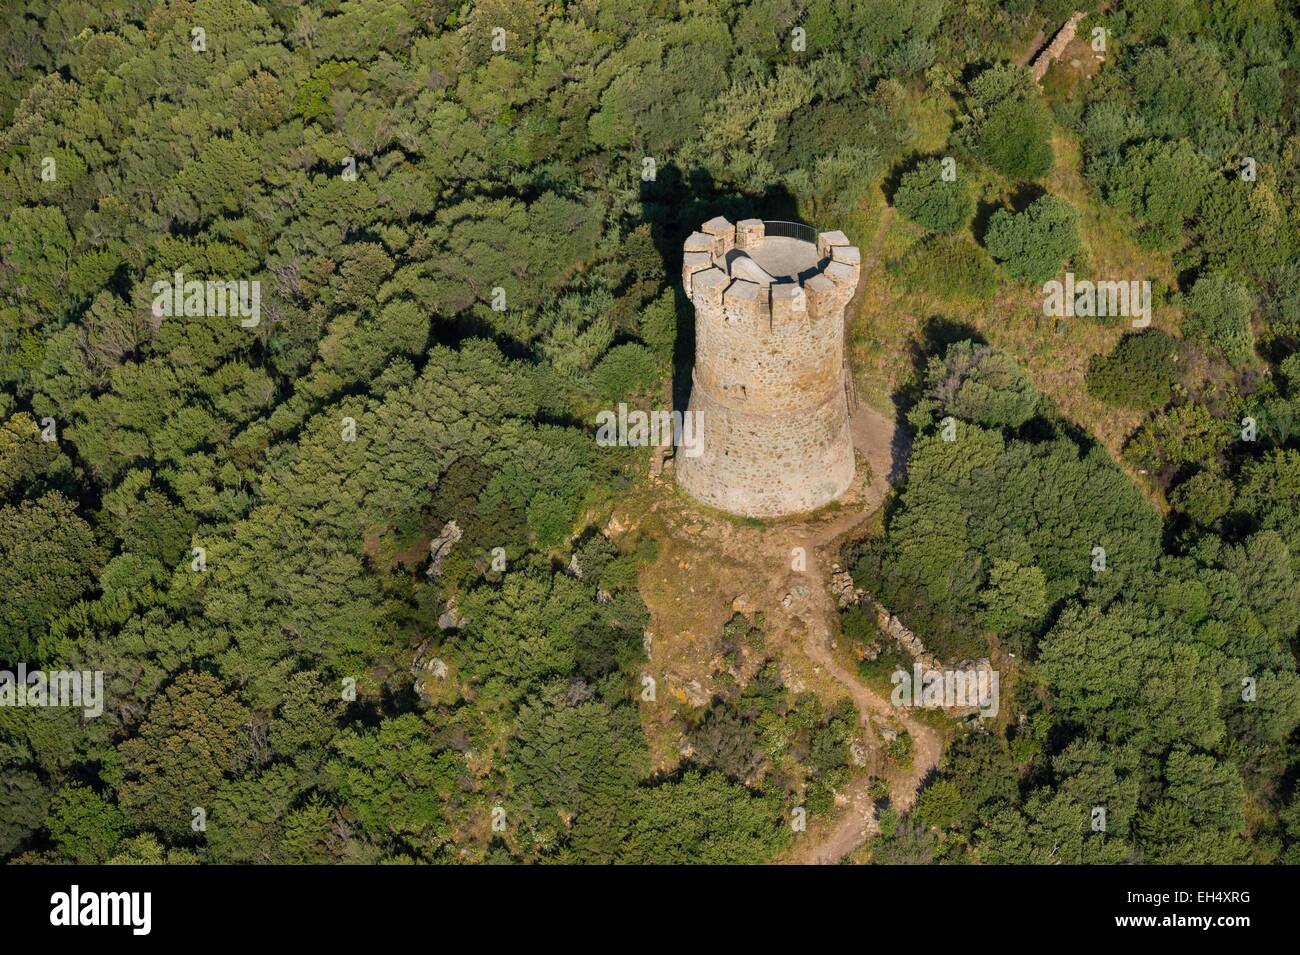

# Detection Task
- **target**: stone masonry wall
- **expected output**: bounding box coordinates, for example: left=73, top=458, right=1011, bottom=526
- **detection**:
left=678, top=371, right=856, bottom=516
left=1031, top=11, right=1086, bottom=83
left=692, top=284, right=844, bottom=412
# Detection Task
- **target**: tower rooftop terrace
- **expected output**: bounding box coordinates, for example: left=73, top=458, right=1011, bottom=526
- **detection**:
left=728, top=235, right=823, bottom=283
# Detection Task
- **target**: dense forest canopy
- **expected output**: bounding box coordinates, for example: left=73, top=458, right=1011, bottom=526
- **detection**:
left=0, top=0, right=1298, bottom=864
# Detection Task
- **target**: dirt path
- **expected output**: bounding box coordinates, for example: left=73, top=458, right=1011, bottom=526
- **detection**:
left=1016, top=28, right=1047, bottom=67
left=774, top=215, right=941, bottom=863
left=621, top=397, right=942, bottom=862
left=775, top=406, right=941, bottom=864
left=786, top=527, right=942, bottom=863
left=1014, top=13, right=1051, bottom=69
left=780, top=210, right=935, bottom=867
left=624, top=402, right=942, bottom=865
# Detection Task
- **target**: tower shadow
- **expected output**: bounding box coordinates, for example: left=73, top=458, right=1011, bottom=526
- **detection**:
left=638, top=164, right=802, bottom=416
left=878, top=315, right=986, bottom=525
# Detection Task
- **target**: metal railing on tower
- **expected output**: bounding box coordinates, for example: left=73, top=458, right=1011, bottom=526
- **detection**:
left=761, top=220, right=817, bottom=244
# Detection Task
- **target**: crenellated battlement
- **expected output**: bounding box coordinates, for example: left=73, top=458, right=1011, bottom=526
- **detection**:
left=682, top=217, right=861, bottom=336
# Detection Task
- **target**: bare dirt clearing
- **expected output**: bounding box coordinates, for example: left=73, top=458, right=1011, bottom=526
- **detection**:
left=610, top=402, right=942, bottom=864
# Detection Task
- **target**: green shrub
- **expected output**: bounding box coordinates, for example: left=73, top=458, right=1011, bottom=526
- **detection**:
left=1085, top=330, right=1178, bottom=410
left=1181, top=272, right=1255, bottom=366
left=1093, top=139, right=1212, bottom=249
left=893, top=159, right=975, bottom=232
left=978, top=558, right=1048, bottom=633
left=913, top=778, right=962, bottom=831
left=597, top=554, right=640, bottom=593
left=877, top=806, right=901, bottom=838
left=1124, top=402, right=1232, bottom=473
left=1263, top=262, right=1300, bottom=338
left=841, top=604, right=879, bottom=643
left=984, top=195, right=1080, bottom=283
left=804, top=780, right=835, bottom=817
left=1170, top=470, right=1234, bottom=526
left=960, top=65, right=1055, bottom=180
left=637, top=289, right=677, bottom=359
left=978, top=97, right=1055, bottom=180
left=885, top=731, right=913, bottom=767
left=589, top=343, right=659, bottom=401
left=926, top=339, right=1038, bottom=428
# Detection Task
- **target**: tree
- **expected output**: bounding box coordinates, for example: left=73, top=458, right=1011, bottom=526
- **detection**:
left=0, top=412, right=70, bottom=500
left=325, top=714, right=460, bottom=855
left=978, top=98, right=1055, bottom=180
left=0, top=492, right=98, bottom=660
left=1220, top=531, right=1300, bottom=643
left=1124, top=401, right=1232, bottom=473
left=913, top=778, right=962, bottom=830
left=1181, top=272, right=1255, bottom=366
left=960, top=65, right=1055, bottom=180
left=1235, top=450, right=1300, bottom=556
left=269, top=671, right=343, bottom=761
left=893, top=159, right=974, bottom=232
left=1196, top=179, right=1292, bottom=282
left=1038, top=604, right=1226, bottom=753
left=1170, top=471, right=1234, bottom=526
left=507, top=690, right=649, bottom=861
left=115, top=672, right=252, bottom=840
left=1129, top=39, right=1232, bottom=151
left=623, top=771, right=788, bottom=864
left=47, top=786, right=127, bottom=863
left=979, top=558, right=1048, bottom=632
left=1094, top=139, right=1213, bottom=248
left=105, top=833, right=199, bottom=865
left=688, top=701, right=768, bottom=784
left=206, top=765, right=306, bottom=864
left=937, top=733, right=1020, bottom=829
left=1085, top=330, right=1178, bottom=410
left=457, top=568, right=589, bottom=698
left=983, top=195, right=1080, bottom=283
left=926, top=340, right=1038, bottom=428
left=589, top=343, right=658, bottom=402
left=1164, top=749, right=1246, bottom=832
left=0, top=206, right=74, bottom=323
left=0, top=770, right=48, bottom=858
left=871, top=820, right=937, bottom=863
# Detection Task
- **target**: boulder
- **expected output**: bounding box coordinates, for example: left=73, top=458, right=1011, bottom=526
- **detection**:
left=426, top=519, right=463, bottom=578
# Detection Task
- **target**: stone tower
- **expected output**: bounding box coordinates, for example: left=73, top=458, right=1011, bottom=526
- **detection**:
left=676, top=216, right=860, bottom=518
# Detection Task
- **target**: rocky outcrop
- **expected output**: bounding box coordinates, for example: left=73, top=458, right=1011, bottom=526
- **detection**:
left=829, top=563, right=864, bottom=607
left=437, top=597, right=465, bottom=631
left=425, top=519, right=462, bottom=578
left=411, top=639, right=450, bottom=703
left=664, top=670, right=711, bottom=708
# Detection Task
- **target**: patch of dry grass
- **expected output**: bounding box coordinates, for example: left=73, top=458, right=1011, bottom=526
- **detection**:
left=844, top=97, right=1184, bottom=499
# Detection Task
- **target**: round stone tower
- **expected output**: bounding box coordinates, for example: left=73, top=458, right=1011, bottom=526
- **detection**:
left=676, top=216, right=861, bottom=518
